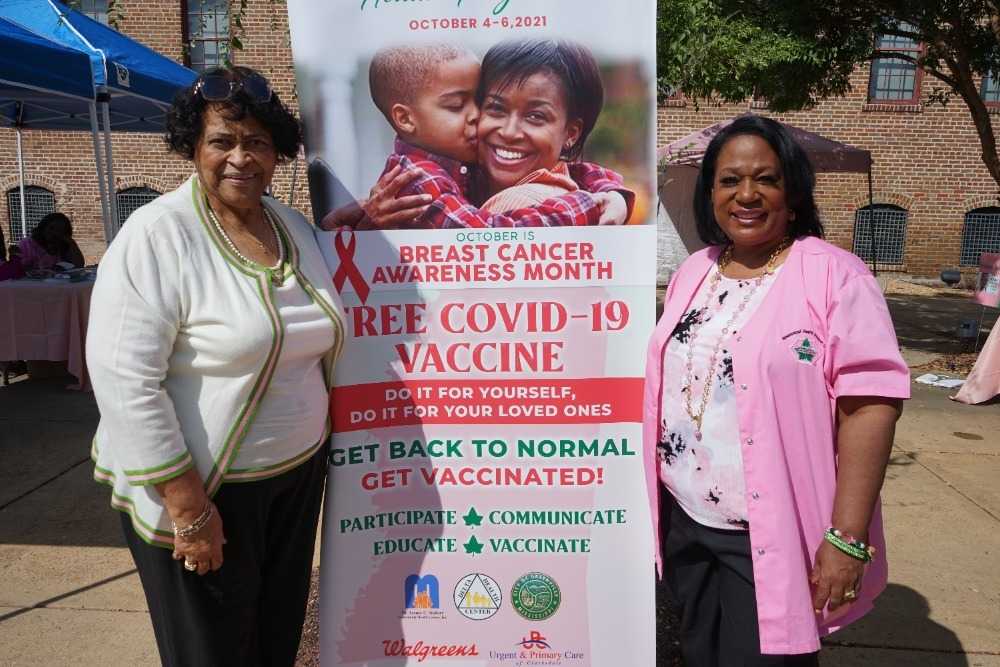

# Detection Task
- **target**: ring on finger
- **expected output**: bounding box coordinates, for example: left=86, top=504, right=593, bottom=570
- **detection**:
left=843, top=589, right=857, bottom=600
left=183, top=559, right=198, bottom=571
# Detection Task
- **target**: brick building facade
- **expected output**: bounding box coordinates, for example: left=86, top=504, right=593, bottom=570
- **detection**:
left=660, top=65, right=1000, bottom=279
left=3, top=2, right=999, bottom=277
left=0, top=0, right=306, bottom=264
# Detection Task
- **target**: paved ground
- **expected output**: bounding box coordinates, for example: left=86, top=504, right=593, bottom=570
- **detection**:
left=1, top=291, right=998, bottom=665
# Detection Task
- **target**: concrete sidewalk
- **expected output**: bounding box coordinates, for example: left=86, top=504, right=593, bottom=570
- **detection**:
left=1, top=292, right=999, bottom=665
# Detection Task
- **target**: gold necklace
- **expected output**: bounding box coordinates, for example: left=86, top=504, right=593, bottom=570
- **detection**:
left=206, top=199, right=285, bottom=286
left=682, top=238, right=792, bottom=440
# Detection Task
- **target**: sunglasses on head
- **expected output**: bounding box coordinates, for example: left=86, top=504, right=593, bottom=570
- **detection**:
left=194, top=71, right=273, bottom=103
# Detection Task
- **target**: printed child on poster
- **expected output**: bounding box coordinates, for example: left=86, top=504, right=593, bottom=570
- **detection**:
left=286, top=2, right=658, bottom=665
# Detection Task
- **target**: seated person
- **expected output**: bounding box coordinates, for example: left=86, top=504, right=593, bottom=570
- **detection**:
left=330, top=44, right=631, bottom=229
left=18, top=212, right=85, bottom=271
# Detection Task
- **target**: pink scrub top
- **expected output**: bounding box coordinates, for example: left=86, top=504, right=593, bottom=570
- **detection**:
left=644, top=236, right=911, bottom=654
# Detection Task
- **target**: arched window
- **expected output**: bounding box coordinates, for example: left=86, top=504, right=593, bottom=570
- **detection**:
left=6, top=186, right=56, bottom=243
left=116, top=187, right=161, bottom=228
left=961, top=207, right=1000, bottom=266
left=853, top=204, right=908, bottom=265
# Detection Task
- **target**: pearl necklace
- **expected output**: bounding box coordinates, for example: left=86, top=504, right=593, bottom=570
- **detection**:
left=205, top=199, right=285, bottom=286
left=682, top=238, right=792, bottom=440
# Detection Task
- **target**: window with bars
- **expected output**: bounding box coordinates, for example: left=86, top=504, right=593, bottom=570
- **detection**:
left=6, top=186, right=56, bottom=243
left=982, top=72, right=1000, bottom=104
left=59, top=0, right=109, bottom=24
left=75, top=0, right=109, bottom=24
left=116, top=187, right=161, bottom=228
left=853, top=204, right=908, bottom=265
left=183, top=0, right=230, bottom=73
left=961, top=208, right=1000, bottom=266
left=869, top=24, right=922, bottom=103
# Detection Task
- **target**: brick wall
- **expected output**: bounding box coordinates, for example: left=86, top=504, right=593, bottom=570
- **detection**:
left=2, top=2, right=997, bottom=276
left=0, top=0, right=309, bottom=264
left=659, top=63, right=1000, bottom=277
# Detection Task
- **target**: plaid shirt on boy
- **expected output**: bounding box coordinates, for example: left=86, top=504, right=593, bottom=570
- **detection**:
left=382, top=139, right=634, bottom=228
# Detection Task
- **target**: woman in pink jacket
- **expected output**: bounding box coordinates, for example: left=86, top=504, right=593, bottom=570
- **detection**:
left=645, top=115, right=909, bottom=665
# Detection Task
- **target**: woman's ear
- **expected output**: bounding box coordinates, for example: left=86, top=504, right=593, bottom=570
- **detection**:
left=561, top=118, right=584, bottom=155
left=390, top=103, right=418, bottom=137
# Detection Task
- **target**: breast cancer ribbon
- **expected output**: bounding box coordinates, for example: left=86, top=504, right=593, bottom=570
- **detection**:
left=331, top=229, right=370, bottom=303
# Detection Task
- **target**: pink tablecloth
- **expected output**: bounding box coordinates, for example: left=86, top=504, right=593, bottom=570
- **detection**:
left=953, top=321, right=1000, bottom=405
left=0, top=279, right=94, bottom=390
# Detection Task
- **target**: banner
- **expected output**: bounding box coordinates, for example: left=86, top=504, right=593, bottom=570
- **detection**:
left=976, top=253, right=1000, bottom=308
left=287, top=2, right=658, bottom=664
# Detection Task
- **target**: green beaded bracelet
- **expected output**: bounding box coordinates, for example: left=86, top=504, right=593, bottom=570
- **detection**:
left=824, top=528, right=875, bottom=563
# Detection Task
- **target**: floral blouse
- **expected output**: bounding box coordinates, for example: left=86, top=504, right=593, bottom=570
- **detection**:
left=658, top=266, right=779, bottom=530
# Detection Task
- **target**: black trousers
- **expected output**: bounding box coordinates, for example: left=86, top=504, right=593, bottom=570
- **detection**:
left=663, top=500, right=819, bottom=667
left=122, top=445, right=328, bottom=667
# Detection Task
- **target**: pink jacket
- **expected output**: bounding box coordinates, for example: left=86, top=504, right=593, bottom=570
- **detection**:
left=644, top=236, right=911, bottom=654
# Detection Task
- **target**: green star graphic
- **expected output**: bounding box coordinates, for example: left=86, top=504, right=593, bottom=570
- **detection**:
left=796, top=338, right=815, bottom=362
left=462, top=507, right=483, bottom=527
left=463, top=536, right=484, bottom=555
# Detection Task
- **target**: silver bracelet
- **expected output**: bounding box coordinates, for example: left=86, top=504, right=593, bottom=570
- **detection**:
left=172, top=501, right=213, bottom=538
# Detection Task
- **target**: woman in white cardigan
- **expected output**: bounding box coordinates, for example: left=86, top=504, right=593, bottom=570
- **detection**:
left=87, top=66, right=344, bottom=666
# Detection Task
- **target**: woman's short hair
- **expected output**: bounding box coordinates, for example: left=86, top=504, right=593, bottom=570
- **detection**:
left=165, top=66, right=301, bottom=161
left=693, top=115, right=824, bottom=245
left=476, top=39, right=604, bottom=162
left=32, top=212, right=73, bottom=242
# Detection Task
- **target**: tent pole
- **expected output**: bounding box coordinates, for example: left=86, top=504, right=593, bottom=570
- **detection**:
left=868, top=163, right=877, bottom=278
left=289, top=150, right=300, bottom=208
left=100, top=95, right=120, bottom=237
left=15, top=127, right=27, bottom=240
left=90, top=101, right=113, bottom=245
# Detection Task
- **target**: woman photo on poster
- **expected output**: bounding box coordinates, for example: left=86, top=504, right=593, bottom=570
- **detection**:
left=87, top=66, right=344, bottom=667
left=644, top=115, right=909, bottom=665
left=321, top=38, right=636, bottom=230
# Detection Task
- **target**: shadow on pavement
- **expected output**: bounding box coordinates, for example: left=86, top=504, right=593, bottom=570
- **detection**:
left=0, top=375, right=125, bottom=548
left=886, top=293, right=997, bottom=355
left=824, top=583, right=969, bottom=665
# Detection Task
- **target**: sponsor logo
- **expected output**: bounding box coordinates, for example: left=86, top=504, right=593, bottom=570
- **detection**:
left=454, top=572, right=502, bottom=620
left=517, top=630, right=551, bottom=649
left=401, top=574, right=445, bottom=620
left=405, top=574, right=440, bottom=610
left=489, top=631, right=585, bottom=665
left=511, top=572, right=561, bottom=621
left=382, top=639, right=479, bottom=662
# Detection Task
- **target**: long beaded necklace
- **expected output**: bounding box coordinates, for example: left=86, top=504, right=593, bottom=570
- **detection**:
left=682, top=238, right=792, bottom=440
left=205, top=198, right=285, bottom=286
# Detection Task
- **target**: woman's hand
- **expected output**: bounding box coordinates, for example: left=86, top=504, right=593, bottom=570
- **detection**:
left=171, top=501, right=225, bottom=576
left=155, top=469, right=226, bottom=575
left=809, top=539, right=864, bottom=613
left=809, top=396, right=901, bottom=612
left=595, top=191, right=629, bottom=225
left=318, top=165, right=432, bottom=231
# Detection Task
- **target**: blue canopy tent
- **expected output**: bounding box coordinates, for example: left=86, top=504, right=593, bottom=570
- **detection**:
left=0, top=16, right=96, bottom=239
left=0, top=0, right=196, bottom=241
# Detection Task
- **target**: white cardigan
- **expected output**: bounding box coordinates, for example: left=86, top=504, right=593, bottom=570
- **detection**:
left=88, top=175, right=344, bottom=547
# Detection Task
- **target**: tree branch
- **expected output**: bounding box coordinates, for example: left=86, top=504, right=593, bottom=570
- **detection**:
left=871, top=50, right=961, bottom=89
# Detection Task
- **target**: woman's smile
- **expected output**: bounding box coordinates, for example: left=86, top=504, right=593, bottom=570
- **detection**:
left=477, top=71, right=582, bottom=196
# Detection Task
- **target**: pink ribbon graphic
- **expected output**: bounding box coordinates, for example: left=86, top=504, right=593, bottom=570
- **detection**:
left=332, top=229, right=370, bottom=303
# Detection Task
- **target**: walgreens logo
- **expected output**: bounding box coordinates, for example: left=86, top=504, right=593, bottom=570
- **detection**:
left=382, top=639, right=480, bottom=662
